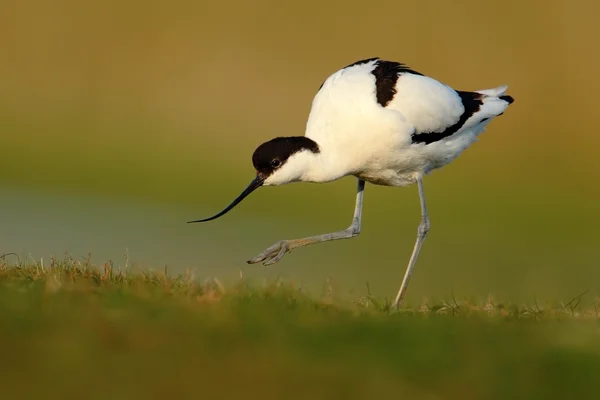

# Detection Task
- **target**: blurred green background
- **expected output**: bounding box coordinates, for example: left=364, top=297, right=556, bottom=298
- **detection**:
left=2, top=0, right=599, bottom=304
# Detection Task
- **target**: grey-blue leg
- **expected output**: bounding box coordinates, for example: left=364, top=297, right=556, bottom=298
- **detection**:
left=392, top=176, right=430, bottom=308
left=247, top=178, right=365, bottom=266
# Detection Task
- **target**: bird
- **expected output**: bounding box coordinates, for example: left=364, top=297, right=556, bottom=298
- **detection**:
left=188, top=57, right=514, bottom=308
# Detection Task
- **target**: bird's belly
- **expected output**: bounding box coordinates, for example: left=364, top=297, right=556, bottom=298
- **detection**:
left=355, top=169, right=417, bottom=187
left=355, top=133, right=478, bottom=187
left=354, top=151, right=427, bottom=187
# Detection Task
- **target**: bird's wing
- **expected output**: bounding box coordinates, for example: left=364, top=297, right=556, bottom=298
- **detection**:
left=305, top=58, right=416, bottom=142
left=385, top=68, right=512, bottom=144
left=305, top=58, right=511, bottom=146
left=385, top=72, right=467, bottom=134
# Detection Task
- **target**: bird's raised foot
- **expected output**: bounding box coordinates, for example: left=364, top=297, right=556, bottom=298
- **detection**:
left=247, top=240, right=291, bottom=266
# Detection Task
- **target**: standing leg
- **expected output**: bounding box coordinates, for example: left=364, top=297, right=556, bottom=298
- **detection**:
left=247, top=179, right=365, bottom=266
left=392, top=176, right=430, bottom=308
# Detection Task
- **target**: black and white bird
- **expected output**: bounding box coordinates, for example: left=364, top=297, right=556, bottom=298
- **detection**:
left=189, top=57, right=514, bottom=307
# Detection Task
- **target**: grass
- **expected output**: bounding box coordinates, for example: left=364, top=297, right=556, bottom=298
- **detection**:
left=1, top=255, right=599, bottom=399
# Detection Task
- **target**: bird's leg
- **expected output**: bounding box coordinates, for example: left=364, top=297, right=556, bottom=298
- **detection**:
left=247, top=179, right=365, bottom=266
left=392, top=176, right=430, bottom=308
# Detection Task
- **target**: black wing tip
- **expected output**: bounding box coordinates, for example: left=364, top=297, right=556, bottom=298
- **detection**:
left=499, top=95, right=515, bottom=104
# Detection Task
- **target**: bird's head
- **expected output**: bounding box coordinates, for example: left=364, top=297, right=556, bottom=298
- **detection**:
left=252, top=136, right=321, bottom=186
left=188, top=136, right=320, bottom=223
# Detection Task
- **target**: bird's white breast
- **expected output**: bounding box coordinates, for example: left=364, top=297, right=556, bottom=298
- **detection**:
left=305, top=61, right=415, bottom=182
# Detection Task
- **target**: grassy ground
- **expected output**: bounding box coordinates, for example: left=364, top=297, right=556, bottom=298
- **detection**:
left=1, top=255, right=599, bottom=400
left=3, top=0, right=600, bottom=305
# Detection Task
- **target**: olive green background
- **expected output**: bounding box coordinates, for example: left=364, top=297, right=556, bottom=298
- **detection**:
left=2, top=0, right=599, bottom=303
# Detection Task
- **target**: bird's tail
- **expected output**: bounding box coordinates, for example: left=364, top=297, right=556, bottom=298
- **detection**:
left=476, top=85, right=514, bottom=105
left=459, top=85, right=514, bottom=134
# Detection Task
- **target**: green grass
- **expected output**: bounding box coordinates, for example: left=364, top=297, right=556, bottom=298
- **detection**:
left=1, top=256, right=599, bottom=400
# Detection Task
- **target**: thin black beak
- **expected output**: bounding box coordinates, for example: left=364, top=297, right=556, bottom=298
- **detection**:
left=187, top=175, right=264, bottom=223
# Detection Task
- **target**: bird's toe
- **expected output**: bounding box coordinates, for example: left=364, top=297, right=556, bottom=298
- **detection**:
left=246, top=251, right=269, bottom=264
left=247, top=240, right=289, bottom=266
left=263, top=243, right=289, bottom=266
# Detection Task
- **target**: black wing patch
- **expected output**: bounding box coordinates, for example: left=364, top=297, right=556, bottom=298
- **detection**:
left=371, top=60, right=423, bottom=107
left=317, top=58, right=423, bottom=97
left=411, top=91, right=483, bottom=145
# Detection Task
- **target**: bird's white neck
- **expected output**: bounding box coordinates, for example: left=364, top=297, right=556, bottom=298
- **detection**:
left=298, top=150, right=344, bottom=183
left=263, top=146, right=347, bottom=186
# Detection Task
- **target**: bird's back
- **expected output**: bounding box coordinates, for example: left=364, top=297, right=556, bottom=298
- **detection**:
left=304, top=58, right=514, bottom=185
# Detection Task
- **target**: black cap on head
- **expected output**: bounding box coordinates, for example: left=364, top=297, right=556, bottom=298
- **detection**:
left=252, top=136, right=320, bottom=178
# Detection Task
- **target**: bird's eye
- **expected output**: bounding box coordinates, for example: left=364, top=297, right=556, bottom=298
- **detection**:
left=270, top=159, right=281, bottom=168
